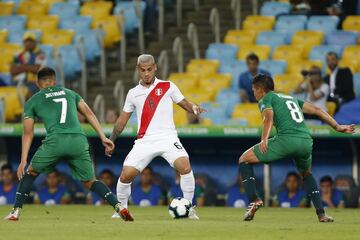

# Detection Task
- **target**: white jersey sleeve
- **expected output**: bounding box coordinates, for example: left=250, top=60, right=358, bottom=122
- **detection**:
left=169, top=82, right=185, bottom=104
left=123, top=90, right=135, bottom=113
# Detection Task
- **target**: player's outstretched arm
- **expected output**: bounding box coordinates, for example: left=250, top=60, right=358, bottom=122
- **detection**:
left=18, top=118, right=34, bottom=179
left=177, top=98, right=206, bottom=115
left=302, top=102, right=355, bottom=134
left=109, top=111, right=132, bottom=142
left=77, top=100, right=114, bottom=156
left=259, top=109, right=274, bottom=153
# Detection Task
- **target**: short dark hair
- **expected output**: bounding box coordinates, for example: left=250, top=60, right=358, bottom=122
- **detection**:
left=252, top=74, right=274, bottom=92
left=286, top=171, right=300, bottom=181
left=320, top=175, right=333, bottom=184
left=100, top=169, right=115, bottom=177
left=37, top=67, right=56, bottom=81
left=143, top=166, right=153, bottom=174
left=246, top=53, right=259, bottom=63
left=326, top=51, right=338, bottom=59
left=1, top=163, right=13, bottom=173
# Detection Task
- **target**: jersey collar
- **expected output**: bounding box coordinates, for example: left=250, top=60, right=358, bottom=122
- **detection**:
left=139, top=77, right=159, bottom=89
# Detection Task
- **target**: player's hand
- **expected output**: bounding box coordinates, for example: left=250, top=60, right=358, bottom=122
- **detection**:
left=192, top=105, right=207, bottom=116
left=17, top=162, right=27, bottom=180
left=335, top=124, right=355, bottom=134
left=102, top=138, right=115, bottom=157
left=259, top=140, right=268, bottom=154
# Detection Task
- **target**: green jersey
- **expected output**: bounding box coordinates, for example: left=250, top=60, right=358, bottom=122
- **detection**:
left=258, top=91, right=311, bottom=138
left=24, top=86, right=84, bottom=136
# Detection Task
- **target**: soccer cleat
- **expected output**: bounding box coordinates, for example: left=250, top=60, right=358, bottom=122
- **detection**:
left=318, top=214, right=334, bottom=223
left=111, top=212, right=121, bottom=219
left=188, top=206, right=199, bottom=220
left=243, top=199, right=264, bottom=221
left=4, top=208, right=20, bottom=221
left=118, top=208, right=134, bottom=222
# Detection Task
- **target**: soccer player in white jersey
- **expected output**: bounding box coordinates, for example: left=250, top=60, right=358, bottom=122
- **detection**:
left=107, top=54, right=206, bottom=221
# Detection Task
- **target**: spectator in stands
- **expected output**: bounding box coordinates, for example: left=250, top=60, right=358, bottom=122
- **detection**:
left=131, top=166, right=164, bottom=206
left=10, top=32, right=46, bottom=94
left=226, top=173, right=249, bottom=208
left=195, top=173, right=218, bottom=206
left=105, top=109, right=119, bottom=124
left=294, top=66, right=330, bottom=116
left=168, top=171, right=205, bottom=206
left=0, top=164, right=17, bottom=205
left=320, top=175, right=345, bottom=208
left=34, top=170, right=71, bottom=205
left=239, top=53, right=270, bottom=103
left=334, top=175, right=359, bottom=208
left=87, top=169, right=117, bottom=205
left=272, top=172, right=307, bottom=208
left=324, top=52, right=355, bottom=109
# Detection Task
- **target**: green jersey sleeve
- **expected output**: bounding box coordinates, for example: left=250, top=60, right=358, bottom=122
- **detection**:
left=258, top=93, right=273, bottom=113
left=297, top=98, right=305, bottom=109
left=23, top=100, right=35, bottom=120
left=71, top=90, right=83, bottom=106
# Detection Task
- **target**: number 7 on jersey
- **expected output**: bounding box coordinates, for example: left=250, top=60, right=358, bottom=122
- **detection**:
left=53, top=98, right=68, bottom=124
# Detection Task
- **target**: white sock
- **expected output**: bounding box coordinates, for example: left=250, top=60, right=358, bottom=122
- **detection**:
left=116, top=178, right=131, bottom=209
left=180, top=170, right=195, bottom=203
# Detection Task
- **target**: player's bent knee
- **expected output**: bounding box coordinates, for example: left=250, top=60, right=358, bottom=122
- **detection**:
left=82, top=180, right=95, bottom=189
left=300, top=170, right=312, bottom=178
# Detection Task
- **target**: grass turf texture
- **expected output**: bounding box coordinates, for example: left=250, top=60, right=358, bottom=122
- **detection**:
left=1, top=206, right=359, bottom=240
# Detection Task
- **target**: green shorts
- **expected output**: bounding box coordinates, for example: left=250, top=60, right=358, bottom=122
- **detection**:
left=253, top=135, right=313, bottom=173
left=31, top=133, right=95, bottom=181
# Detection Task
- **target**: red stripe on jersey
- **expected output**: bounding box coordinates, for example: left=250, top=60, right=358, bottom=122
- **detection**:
left=138, top=82, right=170, bottom=139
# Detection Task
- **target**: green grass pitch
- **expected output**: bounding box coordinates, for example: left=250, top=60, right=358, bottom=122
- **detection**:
left=1, top=206, right=359, bottom=240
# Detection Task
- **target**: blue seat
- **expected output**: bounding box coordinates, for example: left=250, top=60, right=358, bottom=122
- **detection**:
left=113, top=1, right=146, bottom=34
left=49, top=2, right=80, bottom=19
left=260, top=2, right=291, bottom=17
left=58, top=45, right=82, bottom=79
left=39, top=44, right=55, bottom=68
left=7, top=29, right=41, bottom=44
left=354, top=73, right=360, bottom=96
left=256, top=31, right=287, bottom=52
left=259, top=60, right=287, bottom=76
left=216, top=89, right=240, bottom=117
left=326, top=31, right=359, bottom=47
left=205, top=43, right=238, bottom=62
left=60, top=16, right=92, bottom=34
left=0, top=16, right=26, bottom=32
left=219, top=60, right=247, bottom=90
left=0, top=97, right=4, bottom=122
left=201, top=102, right=228, bottom=125
left=275, top=15, right=307, bottom=43
left=309, top=45, right=343, bottom=61
left=75, top=30, right=101, bottom=63
left=307, top=16, right=339, bottom=34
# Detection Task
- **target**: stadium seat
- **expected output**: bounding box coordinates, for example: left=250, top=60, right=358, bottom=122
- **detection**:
left=0, top=43, right=22, bottom=73
left=272, top=45, right=304, bottom=63
left=342, top=15, right=360, bottom=32
left=216, top=88, right=240, bottom=117
left=49, top=2, right=80, bottom=19
left=198, top=73, right=232, bottom=92
left=173, top=104, right=188, bottom=126
left=17, top=1, right=48, bottom=16
left=342, top=45, right=360, bottom=61
left=338, top=59, right=359, bottom=73
left=287, top=60, right=323, bottom=74
left=326, top=31, right=359, bottom=47
left=80, top=1, right=113, bottom=19
left=27, top=15, right=59, bottom=32
left=292, top=31, right=324, bottom=58
left=205, top=43, right=238, bottom=62
left=274, top=74, right=303, bottom=94
left=0, top=2, right=15, bottom=16
left=186, top=59, right=219, bottom=77
left=275, top=15, right=307, bottom=43
left=185, top=90, right=213, bottom=103
left=0, top=86, right=28, bottom=122
left=113, top=1, right=146, bottom=34
left=201, top=102, right=228, bottom=125
left=307, top=16, right=339, bottom=34
left=0, top=30, right=8, bottom=44
left=243, top=15, right=275, bottom=33
left=7, top=30, right=41, bottom=44
left=232, top=103, right=262, bottom=126
left=237, top=45, right=271, bottom=61
left=39, top=44, right=55, bottom=68
left=218, top=60, right=247, bottom=89
left=256, top=31, right=287, bottom=52
left=41, top=30, right=74, bottom=48
left=259, top=60, right=287, bottom=76
left=260, top=2, right=291, bottom=17
left=354, top=73, right=360, bottom=96
left=309, top=45, right=343, bottom=61
left=224, top=30, right=257, bottom=46
left=168, top=73, right=199, bottom=92
left=92, top=16, right=122, bottom=48
left=58, top=44, right=82, bottom=79
left=60, top=16, right=92, bottom=34
left=326, top=102, right=336, bottom=116
left=75, top=30, right=102, bottom=63
left=0, top=15, right=27, bottom=32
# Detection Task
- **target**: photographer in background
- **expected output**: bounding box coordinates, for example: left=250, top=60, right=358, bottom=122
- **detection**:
left=324, top=52, right=355, bottom=110
left=294, top=66, right=329, bottom=119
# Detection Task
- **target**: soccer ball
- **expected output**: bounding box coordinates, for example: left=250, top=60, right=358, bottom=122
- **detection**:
left=168, top=197, right=192, bottom=219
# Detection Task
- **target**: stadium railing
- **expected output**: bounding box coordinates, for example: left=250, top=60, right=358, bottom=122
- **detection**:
left=93, top=94, right=105, bottom=123
left=113, top=80, right=125, bottom=110
left=158, top=0, right=165, bottom=41
left=187, top=23, right=200, bottom=59
left=172, top=36, right=184, bottom=73
left=231, top=0, right=241, bottom=29
left=0, top=97, right=5, bottom=123
left=209, top=8, right=220, bottom=44
left=158, top=49, right=169, bottom=80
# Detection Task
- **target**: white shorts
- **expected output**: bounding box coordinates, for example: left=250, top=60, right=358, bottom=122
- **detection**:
left=124, top=136, right=189, bottom=172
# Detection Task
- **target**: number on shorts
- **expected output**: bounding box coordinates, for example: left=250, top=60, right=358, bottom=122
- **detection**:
left=174, top=142, right=183, bottom=150
left=53, top=98, right=67, bottom=124
left=285, top=100, right=303, bottom=123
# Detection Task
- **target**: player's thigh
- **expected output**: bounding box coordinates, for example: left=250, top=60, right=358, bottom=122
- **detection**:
left=239, top=147, right=260, bottom=164
left=253, top=137, right=289, bottom=164
left=30, top=136, right=59, bottom=174
left=161, top=138, right=189, bottom=169
left=293, top=139, right=313, bottom=173
left=124, top=139, right=159, bottom=172
left=67, top=151, right=96, bottom=182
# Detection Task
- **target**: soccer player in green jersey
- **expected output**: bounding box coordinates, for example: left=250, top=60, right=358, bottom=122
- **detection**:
left=4, top=67, right=132, bottom=221
left=239, top=74, right=355, bottom=222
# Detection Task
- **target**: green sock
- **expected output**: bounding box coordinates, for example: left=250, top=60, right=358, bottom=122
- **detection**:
left=14, top=173, right=37, bottom=209
left=90, top=180, right=120, bottom=211
left=239, top=162, right=259, bottom=202
left=303, top=174, right=324, bottom=215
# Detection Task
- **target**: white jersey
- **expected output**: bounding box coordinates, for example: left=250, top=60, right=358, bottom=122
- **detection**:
left=123, top=78, right=185, bottom=140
